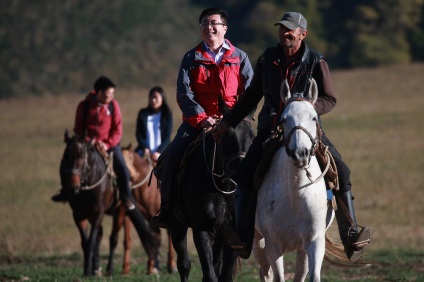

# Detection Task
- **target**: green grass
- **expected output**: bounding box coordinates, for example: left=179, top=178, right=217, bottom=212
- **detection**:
left=1, top=63, right=423, bottom=280
left=1, top=250, right=423, bottom=281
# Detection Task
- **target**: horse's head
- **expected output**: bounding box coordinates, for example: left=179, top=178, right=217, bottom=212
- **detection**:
left=61, top=130, right=93, bottom=193
left=279, top=78, right=320, bottom=168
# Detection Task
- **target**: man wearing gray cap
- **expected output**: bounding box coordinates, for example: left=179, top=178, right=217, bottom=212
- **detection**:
left=213, top=12, right=370, bottom=260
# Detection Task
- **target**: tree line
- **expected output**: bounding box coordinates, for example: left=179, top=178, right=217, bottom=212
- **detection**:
left=1, top=0, right=423, bottom=99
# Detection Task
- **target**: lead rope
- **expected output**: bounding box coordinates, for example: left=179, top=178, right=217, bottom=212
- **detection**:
left=302, top=149, right=331, bottom=188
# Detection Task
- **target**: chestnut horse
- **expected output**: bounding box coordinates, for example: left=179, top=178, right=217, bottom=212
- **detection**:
left=106, top=145, right=176, bottom=275
left=60, top=131, right=158, bottom=276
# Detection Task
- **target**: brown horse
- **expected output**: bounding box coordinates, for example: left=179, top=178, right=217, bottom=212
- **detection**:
left=106, top=144, right=176, bottom=275
left=60, top=131, right=158, bottom=276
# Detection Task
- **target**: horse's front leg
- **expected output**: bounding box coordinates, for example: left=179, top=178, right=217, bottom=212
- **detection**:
left=253, top=229, right=273, bottom=282
left=192, top=228, right=217, bottom=282
left=73, top=217, right=90, bottom=275
left=305, top=236, right=325, bottom=282
left=93, top=224, right=103, bottom=276
left=85, top=214, right=104, bottom=276
left=171, top=225, right=191, bottom=282
left=214, top=230, right=237, bottom=282
left=294, top=249, right=308, bottom=282
left=166, top=228, right=177, bottom=273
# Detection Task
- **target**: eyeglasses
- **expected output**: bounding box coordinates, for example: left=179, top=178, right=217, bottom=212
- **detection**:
left=200, top=21, right=226, bottom=28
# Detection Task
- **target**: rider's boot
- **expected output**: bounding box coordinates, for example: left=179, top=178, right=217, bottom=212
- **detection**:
left=224, top=186, right=257, bottom=259
left=150, top=201, right=174, bottom=229
left=51, top=188, right=69, bottom=202
left=335, top=190, right=371, bottom=261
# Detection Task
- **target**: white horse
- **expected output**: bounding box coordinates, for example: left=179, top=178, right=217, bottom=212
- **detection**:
left=253, top=78, right=334, bottom=282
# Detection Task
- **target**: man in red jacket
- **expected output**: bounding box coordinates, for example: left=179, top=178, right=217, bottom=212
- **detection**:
left=150, top=8, right=254, bottom=228
left=52, top=76, right=135, bottom=210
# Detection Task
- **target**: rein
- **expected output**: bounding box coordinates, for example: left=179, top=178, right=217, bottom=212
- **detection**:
left=77, top=152, right=113, bottom=190
left=130, top=155, right=154, bottom=189
left=202, top=120, right=248, bottom=195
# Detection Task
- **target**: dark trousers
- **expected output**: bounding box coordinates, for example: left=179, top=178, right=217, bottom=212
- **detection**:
left=110, top=146, right=132, bottom=199
left=159, top=122, right=201, bottom=202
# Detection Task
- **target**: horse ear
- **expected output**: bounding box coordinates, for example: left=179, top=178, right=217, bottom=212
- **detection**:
left=64, top=129, right=70, bottom=142
left=218, top=95, right=230, bottom=116
left=122, top=143, right=131, bottom=150
left=307, top=78, right=318, bottom=104
left=280, top=79, right=291, bottom=102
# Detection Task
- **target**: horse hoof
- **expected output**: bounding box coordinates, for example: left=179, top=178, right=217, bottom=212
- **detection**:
left=94, top=267, right=102, bottom=276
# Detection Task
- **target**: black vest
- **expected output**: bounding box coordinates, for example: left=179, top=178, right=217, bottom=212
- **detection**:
left=257, top=42, right=323, bottom=131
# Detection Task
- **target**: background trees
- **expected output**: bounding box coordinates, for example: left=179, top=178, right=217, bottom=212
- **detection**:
left=1, top=0, right=423, bottom=99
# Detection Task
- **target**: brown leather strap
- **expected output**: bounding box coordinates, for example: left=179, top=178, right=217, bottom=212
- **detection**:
left=335, top=194, right=356, bottom=228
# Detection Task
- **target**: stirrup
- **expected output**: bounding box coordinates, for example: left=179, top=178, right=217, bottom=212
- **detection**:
left=150, top=208, right=173, bottom=229
left=346, top=226, right=370, bottom=261
left=223, top=224, right=251, bottom=259
left=351, top=226, right=371, bottom=250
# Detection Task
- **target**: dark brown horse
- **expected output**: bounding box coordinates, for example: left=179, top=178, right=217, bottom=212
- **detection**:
left=60, top=131, right=158, bottom=276
left=106, top=144, right=177, bottom=275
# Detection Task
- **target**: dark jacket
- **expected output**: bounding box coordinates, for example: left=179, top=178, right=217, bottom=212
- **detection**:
left=226, top=42, right=337, bottom=131
left=135, top=107, right=173, bottom=154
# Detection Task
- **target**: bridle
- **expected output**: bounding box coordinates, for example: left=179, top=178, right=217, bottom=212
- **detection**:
left=279, top=98, right=330, bottom=186
left=66, top=142, right=113, bottom=193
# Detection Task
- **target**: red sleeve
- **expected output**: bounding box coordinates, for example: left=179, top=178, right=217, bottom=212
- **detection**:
left=104, top=100, right=122, bottom=149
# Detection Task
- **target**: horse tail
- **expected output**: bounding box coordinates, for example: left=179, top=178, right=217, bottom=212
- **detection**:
left=324, top=233, right=372, bottom=268
left=127, top=208, right=159, bottom=257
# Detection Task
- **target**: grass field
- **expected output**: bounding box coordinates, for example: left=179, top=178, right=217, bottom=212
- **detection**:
left=0, top=63, right=423, bottom=281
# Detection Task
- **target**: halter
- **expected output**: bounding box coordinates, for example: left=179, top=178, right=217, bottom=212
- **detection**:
left=279, top=98, right=328, bottom=185
left=281, top=98, right=320, bottom=159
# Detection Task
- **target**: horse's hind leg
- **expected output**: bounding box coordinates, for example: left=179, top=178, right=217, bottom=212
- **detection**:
left=171, top=225, right=191, bottom=282
left=122, top=216, right=133, bottom=274
left=106, top=208, right=124, bottom=276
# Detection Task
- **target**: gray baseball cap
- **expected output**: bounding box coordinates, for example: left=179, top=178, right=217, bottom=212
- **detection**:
left=275, top=12, right=307, bottom=30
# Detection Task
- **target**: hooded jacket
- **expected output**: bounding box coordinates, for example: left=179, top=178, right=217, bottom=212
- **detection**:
left=74, top=91, right=122, bottom=150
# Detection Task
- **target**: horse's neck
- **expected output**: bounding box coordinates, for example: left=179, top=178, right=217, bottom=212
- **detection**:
left=277, top=150, right=322, bottom=194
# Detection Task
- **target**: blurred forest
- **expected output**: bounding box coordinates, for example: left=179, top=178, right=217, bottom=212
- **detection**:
left=1, top=0, right=423, bottom=99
